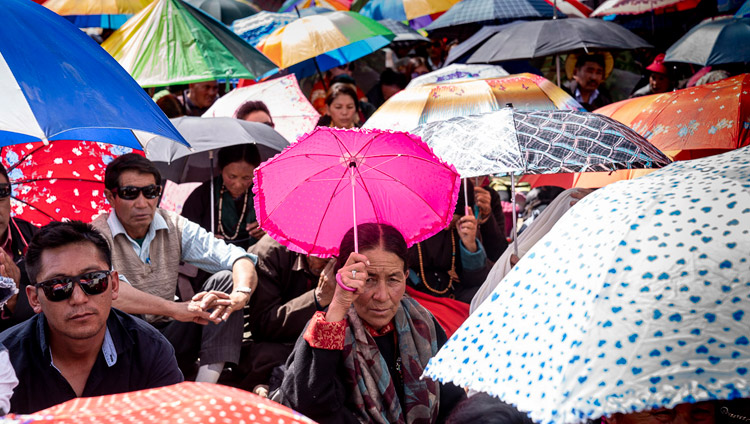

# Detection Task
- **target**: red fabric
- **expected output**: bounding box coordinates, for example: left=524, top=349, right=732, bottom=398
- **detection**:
left=405, top=286, right=469, bottom=338
left=364, top=320, right=394, bottom=338
left=18, top=382, right=317, bottom=423
left=304, top=311, right=346, bottom=350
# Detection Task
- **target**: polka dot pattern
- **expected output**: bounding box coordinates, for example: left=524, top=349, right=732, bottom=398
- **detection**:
left=1, top=140, right=138, bottom=226
left=17, top=382, right=317, bottom=424
left=423, top=146, right=750, bottom=424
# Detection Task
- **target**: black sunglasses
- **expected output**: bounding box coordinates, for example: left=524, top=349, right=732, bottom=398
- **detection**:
left=0, top=183, right=10, bottom=199
left=112, top=184, right=162, bottom=200
left=35, top=270, right=111, bottom=302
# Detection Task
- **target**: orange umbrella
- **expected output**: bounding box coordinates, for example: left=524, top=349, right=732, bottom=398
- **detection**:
left=595, top=74, right=750, bottom=160
left=25, top=382, right=317, bottom=423
left=522, top=74, right=750, bottom=189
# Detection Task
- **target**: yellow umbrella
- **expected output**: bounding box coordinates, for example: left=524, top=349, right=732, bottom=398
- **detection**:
left=44, top=0, right=152, bottom=28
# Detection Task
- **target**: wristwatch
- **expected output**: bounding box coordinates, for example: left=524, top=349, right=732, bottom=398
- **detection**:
left=234, top=287, right=252, bottom=295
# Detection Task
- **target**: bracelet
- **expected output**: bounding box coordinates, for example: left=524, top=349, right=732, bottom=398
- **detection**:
left=335, top=273, right=356, bottom=292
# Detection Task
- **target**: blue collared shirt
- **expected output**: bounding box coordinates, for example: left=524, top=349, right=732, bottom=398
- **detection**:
left=106, top=210, right=257, bottom=275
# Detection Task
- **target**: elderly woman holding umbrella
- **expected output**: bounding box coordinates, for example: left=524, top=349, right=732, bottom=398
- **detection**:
left=276, top=222, right=466, bottom=423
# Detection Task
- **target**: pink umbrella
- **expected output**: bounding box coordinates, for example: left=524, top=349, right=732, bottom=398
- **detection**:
left=253, top=127, right=461, bottom=257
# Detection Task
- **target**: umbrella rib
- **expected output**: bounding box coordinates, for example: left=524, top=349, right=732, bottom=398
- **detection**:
left=10, top=197, right=57, bottom=222
left=5, top=143, right=49, bottom=173
left=361, top=164, right=448, bottom=221
left=309, top=165, right=351, bottom=255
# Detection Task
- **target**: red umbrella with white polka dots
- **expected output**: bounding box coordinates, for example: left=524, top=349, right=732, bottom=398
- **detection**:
left=28, top=382, right=317, bottom=424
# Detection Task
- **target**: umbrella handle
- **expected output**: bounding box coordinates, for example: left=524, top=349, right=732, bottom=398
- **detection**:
left=511, top=173, right=519, bottom=257
left=350, top=165, right=358, bottom=254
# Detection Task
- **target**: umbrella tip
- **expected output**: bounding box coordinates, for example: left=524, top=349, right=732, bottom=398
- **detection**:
left=41, top=137, right=49, bottom=146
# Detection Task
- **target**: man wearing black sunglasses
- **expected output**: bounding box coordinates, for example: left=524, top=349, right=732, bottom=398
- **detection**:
left=0, top=164, right=38, bottom=332
left=0, top=221, right=183, bottom=413
left=92, top=154, right=258, bottom=384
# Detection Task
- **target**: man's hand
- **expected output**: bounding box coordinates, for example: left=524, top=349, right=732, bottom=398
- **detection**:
left=314, top=259, right=337, bottom=308
left=170, top=300, right=215, bottom=325
left=246, top=222, right=266, bottom=240
left=474, top=186, right=492, bottom=224
left=192, top=290, right=236, bottom=323
left=0, top=251, right=20, bottom=313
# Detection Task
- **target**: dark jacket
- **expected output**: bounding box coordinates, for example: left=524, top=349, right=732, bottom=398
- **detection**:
left=0, top=308, right=183, bottom=413
left=0, top=218, right=37, bottom=332
left=407, top=229, right=493, bottom=303
left=563, top=80, right=612, bottom=112
left=278, top=316, right=466, bottom=423
left=234, top=236, right=323, bottom=390
left=182, top=177, right=258, bottom=251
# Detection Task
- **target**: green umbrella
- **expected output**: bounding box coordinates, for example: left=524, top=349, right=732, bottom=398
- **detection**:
left=102, top=0, right=276, bottom=87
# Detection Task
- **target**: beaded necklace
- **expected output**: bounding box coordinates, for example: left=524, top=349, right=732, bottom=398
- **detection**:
left=416, top=231, right=456, bottom=295
left=216, top=185, right=248, bottom=240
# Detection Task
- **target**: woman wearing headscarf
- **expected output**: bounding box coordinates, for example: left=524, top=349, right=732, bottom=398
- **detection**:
left=277, top=223, right=466, bottom=423
left=470, top=188, right=594, bottom=313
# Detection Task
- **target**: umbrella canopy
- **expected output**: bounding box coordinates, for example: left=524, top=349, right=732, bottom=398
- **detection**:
left=101, top=0, right=277, bottom=87
left=406, top=64, right=509, bottom=88
left=278, top=0, right=351, bottom=12
left=1, top=0, right=187, bottom=149
left=232, top=10, right=296, bottom=45
left=29, top=382, right=317, bottom=423
left=423, top=145, right=750, bottom=424
left=203, top=74, right=320, bottom=143
left=377, top=18, right=431, bottom=43
left=253, top=127, right=461, bottom=257
left=591, top=0, right=701, bottom=16
left=737, top=0, right=750, bottom=17
left=425, top=0, right=563, bottom=33
left=2, top=141, right=140, bottom=226
left=443, top=22, right=522, bottom=66
left=411, top=108, right=671, bottom=178
left=363, top=73, right=584, bottom=132
left=146, top=116, right=289, bottom=183
left=466, top=18, right=652, bottom=64
left=542, top=0, right=591, bottom=17
left=663, top=17, right=750, bottom=66
left=257, top=11, right=394, bottom=78
left=43, top=0, right=151, bottom=28
left=184, top=0, right=260, bottom=25
left=595, top=74, right=750, bottom=160
left=360, top=0, right=461, bottom=29
left=520, top=168, right=656, bottom=189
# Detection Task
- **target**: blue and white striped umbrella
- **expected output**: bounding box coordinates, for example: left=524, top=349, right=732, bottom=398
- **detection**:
left=1, top=0, right=187, bottom=150
left=423, top=146, right=750, bottom=424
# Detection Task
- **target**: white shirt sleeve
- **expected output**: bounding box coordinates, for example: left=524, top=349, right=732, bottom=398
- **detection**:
left=0, top=349, right=18, bottom=414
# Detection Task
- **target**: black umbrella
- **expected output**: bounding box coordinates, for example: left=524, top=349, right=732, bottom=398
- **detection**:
left=443, top=22, right=522, bottom=66
left=466, top=18, right=652, bottom=64
left=185, top=0, right=259, bottom=26
left=377, top=19, right=430, bottom=43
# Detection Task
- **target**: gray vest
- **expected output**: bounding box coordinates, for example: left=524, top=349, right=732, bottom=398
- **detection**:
left=92, top=209, right=184, bottom=323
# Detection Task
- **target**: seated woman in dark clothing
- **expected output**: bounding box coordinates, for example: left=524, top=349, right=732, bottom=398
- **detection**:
left=182, top=143, right=264, bottom=251
left=407, top=181, right=493, bottom=304
left=277, top=223, right=466, bottom=423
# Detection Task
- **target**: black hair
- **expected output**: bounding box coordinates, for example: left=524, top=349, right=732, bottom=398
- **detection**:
left=445, top=393, right=536, bottom=424
left=104, top=153, right=161, bottom=191
left=217, top=144, right=261, bottom=169
left=325, top=83, right=360, bottom=111
left=0, top=163, right=8, bottom=184
left=380, top=68, right=408, bottom=90
left=336, top=223, right=408, bottom=272
left=25, top=221, right=112, bottom=284
left=156, top=94, right=185, bottom=118
left=576, top=53, right=606, bottom=71
left=235, top=100, right=272, bottom=121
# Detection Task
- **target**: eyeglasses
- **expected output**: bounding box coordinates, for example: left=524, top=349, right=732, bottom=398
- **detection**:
left=35, top=270, right=111, bottom=302
left=0, top=183, right=10, bottom=199
left=111, top=184, right=162, bottom=200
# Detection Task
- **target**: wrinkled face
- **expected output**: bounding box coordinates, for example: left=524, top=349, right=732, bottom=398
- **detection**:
left=27, top=242, right=118, bottom=342
left=243, top=110, right=274, bottom=127
left=305, top=255, right=329, bottom=277
left=0, top=173, right=10, bottom=241
left=189, top=81, right=219, bottom=108
left=353, top=247, right=407, bottom=331
left=328, top=94, right=357, bottom=129
left=574, top=61, right=605, bottom=92
left=105, top=171, right=159, bottom=240
left=221, top=160, right=255, bottom=198
left=649, top=72, right=671, bottom=94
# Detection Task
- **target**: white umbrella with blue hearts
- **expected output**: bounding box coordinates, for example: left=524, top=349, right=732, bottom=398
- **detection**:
left=423, top=146, right=750, bottom=424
